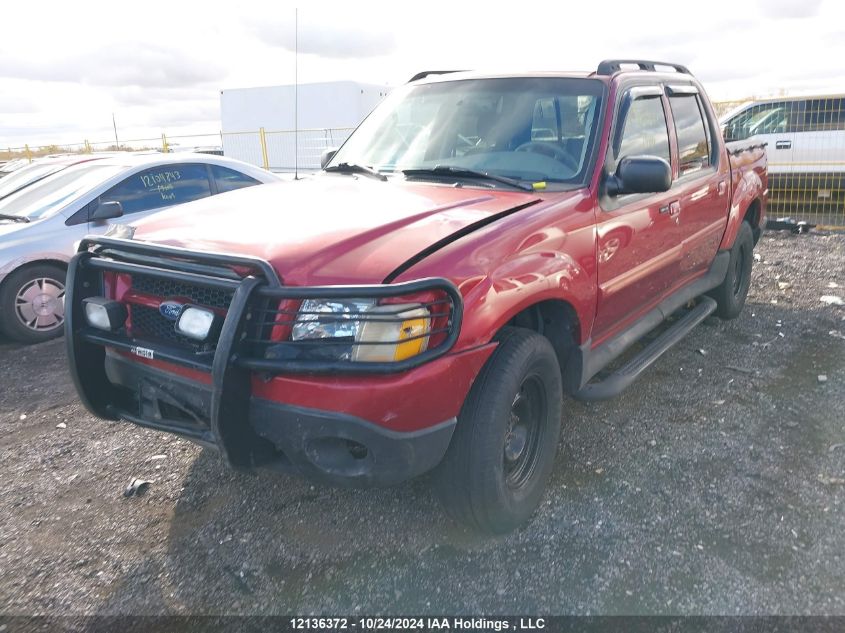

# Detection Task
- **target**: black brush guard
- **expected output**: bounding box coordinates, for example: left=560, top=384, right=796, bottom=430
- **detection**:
left=66, top=237, right=463, bottom=468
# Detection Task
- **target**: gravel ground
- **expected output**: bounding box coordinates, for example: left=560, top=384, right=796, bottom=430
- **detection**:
left=0, top=231, right=843, bottom=616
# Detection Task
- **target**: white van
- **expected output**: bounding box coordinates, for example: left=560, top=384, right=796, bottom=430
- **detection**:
left=721, top=94, right=844, bottom=219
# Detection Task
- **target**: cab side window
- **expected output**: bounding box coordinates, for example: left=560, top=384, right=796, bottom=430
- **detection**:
left=210, top=164, right=261, bottom=194
left=98, top=163, right=212, bottom=214
left=724, top=102, right=791, bottom=141
left=617, top=96, right=671, bottom=164
left=668, top=95, right=710, bottom=176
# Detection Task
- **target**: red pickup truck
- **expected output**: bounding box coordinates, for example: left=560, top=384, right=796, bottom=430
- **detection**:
left=66, top=60, right=767, bottom=533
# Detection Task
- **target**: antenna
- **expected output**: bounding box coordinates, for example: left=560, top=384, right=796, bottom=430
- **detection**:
left=294, top=7, right=299, bottom=180
left=112, top=112, right=119, bottom=150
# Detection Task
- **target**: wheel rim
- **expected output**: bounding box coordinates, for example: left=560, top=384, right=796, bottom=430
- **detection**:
left=14, top=277, right=65, bottom=332
left=503, top=374, right=547, bottom=490
left=732, top=243, right=747, bottom=296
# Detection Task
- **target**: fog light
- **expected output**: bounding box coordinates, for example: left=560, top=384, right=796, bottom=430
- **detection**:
left=83, top=297, right=127, bottom=331
left=175, top=306, right=216, bottom=341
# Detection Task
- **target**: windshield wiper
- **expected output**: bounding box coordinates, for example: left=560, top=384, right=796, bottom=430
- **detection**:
left=402, top=166, right=534, bottom=192
left=324, top=162, right=387, bottom=181
left=0, top=213, right=30, bottom=223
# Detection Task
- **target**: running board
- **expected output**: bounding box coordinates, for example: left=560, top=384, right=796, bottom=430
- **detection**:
left=574, top=296, right=717, bottom=401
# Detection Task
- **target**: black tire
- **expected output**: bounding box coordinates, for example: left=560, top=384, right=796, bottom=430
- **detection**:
left=0, top=264, right=67, bottom=344
left=708, top=221, right=753, bottom=320
left=433, top=327, right=563, bottom=534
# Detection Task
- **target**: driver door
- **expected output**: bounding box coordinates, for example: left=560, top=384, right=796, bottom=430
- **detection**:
left=592, top=86, right=683, bottom=343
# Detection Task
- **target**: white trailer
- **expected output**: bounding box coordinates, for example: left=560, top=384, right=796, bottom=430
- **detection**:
left=220, top=81, right=390, bottom=172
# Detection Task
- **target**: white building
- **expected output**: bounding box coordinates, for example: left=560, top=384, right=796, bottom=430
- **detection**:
left=220, top=81, right=390, bottom=172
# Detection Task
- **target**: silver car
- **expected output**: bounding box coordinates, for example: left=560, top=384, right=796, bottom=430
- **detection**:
left=0, top=153, right=122, bottom=202
left=0, top=153, right=279, bottom=343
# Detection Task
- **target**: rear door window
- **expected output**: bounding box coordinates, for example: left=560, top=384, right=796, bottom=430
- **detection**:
left=617, top=96, right=671, bottom=164
left=210, top=164, right=261, bottom=193
left=669, top=95, right=710, bottom=176
left=99, top=163, right=212, bottom=214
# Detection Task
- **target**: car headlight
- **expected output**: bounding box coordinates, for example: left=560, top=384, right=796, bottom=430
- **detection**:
left=289, top=299, right=431, bottom=362
left=291, top=299, right=375, bottom=341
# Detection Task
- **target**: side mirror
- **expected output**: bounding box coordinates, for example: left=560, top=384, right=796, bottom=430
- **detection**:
left=606, top=156, right=672, bottom=196
left=320, top=148, right=338, bottom=169
left=90, top=200, right=124, bottom=221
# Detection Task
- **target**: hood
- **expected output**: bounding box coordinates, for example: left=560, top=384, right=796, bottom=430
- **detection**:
left=131, top=177, right=543, bottom=285
left=0, top=219, right=33, bottom=238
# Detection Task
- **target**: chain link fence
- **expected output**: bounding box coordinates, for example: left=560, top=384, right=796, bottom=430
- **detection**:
left=715, top=96, right=845, bottom=228
left=0, top=132, right=227, bottom=161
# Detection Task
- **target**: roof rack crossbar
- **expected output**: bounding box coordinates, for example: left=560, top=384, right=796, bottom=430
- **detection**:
left=596, top=59, right=691, bottom=76
left=407, top=70, right=467, bottom=83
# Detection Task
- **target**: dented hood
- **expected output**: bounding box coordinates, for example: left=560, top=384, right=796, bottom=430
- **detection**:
left=130, top=177, right=541, bottom=285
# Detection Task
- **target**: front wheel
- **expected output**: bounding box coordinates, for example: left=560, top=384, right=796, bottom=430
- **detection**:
left=0, top=264, right=67, bottom=344
left=708, top=221, right=753, bottom=320
left=433, top=327, right=562, bottom=534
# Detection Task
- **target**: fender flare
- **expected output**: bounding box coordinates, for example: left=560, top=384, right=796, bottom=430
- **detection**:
left=720, top=169, right=764, bottom=250
left=455, top=250, right=593, bottom=350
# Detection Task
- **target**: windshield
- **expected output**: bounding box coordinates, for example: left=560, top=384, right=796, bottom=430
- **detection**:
left=0, top=163, right=126, bottom=221
left=0, top=163, right=68, bottom=200
left=330, top=77, right=605, bottom=186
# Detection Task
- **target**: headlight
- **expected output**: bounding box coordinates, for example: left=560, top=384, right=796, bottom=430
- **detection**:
left=291, top=299, right=375, bottom=342
left=289, top=299, right=431, bottom=362
left=83, top=297, right=127, bottom=331
left=175, top=306, right=217, bottom=341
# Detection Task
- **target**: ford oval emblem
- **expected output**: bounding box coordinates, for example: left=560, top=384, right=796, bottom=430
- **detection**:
left=159, top=301, right=183, bottom=321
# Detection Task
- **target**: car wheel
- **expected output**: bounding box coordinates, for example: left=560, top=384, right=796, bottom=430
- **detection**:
left=708, top=221, right=753, bottom=320
left=433, top=327, right=562, bottom=534
left=0, top=264, right=67, bottom=344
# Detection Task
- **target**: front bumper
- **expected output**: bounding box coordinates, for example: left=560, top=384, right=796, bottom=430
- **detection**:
left=66, top=237, right=467, bottom=486
left=103, top=351, right=455, bottom=486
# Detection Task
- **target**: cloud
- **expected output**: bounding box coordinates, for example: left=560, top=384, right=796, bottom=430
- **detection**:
left=247, top=14, right=396, bottom=58
left=112, top=85, right=220, bottom=107
left=0, top=43, right=225, bottom=89
left=0, top=93, right=39, bottom=114
left=151, top=101, right=221, bottom=128
left=760, top=0, right=823, bottom=18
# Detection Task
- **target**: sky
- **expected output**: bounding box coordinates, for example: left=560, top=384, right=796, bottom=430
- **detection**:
left=1, top=0, right=844, bottom=149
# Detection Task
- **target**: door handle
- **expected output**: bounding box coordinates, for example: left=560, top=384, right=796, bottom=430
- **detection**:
left=659, top=201, right=681, bottom=215
left=775, top=140, right=792, bottom=150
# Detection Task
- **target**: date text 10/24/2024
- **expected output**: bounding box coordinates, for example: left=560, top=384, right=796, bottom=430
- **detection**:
left=290, top=617, right=547, bottom=631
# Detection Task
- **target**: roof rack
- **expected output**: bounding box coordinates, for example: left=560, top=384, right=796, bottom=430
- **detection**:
left=407, top=70, right=466, bottom=83
left=596, top=59, right=691, bottom=76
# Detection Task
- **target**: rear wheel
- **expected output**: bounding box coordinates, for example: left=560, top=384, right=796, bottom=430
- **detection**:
left=433, top=327, right=562, bottom=534
left=708, top=221, right=753, bottom=320
left=0, top=264, right=67, bottom=344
